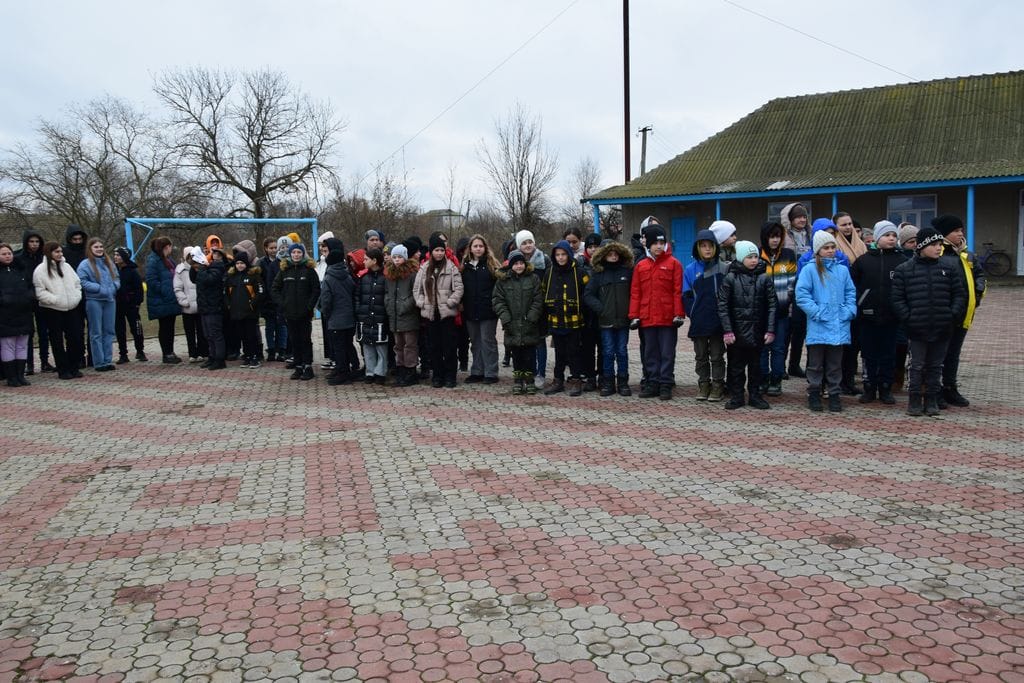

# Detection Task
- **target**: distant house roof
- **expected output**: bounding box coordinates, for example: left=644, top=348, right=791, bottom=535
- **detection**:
left=590, top=70, right=1024, bottom=201
left=421, top=209, right=464, bottom=218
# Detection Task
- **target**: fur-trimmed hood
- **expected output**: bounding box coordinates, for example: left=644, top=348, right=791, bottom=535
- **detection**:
left=279, top=257, right=316, bottom=270
left=590, top=241, right=634, bottom=272
left=384, top=257, right=420, bottom=281
left=495, top=262, right=535, bottom=280
left=227, top=264, right=261, bottom=277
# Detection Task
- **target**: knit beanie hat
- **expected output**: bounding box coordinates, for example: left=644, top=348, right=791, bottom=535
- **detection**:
left=325, top=250, right=345, bottom=266
left=932, top=214, right=964, bottom=237
left=734, top=240, right=759, bottom=262
left=390, top=244, right=408, bottom=260
left=709, top=220, right=737, bottom=245
left=287, top=232, right=302, bottom=245
left=584, top=233, right=602, bottom=249
left=364, top=229, right=383, bottom=242
left=428, top=234, right=446, bottom=252
left=403, top=236, right=423, bottom=258
left=812, top=230, right=837, bottom=255
left=289, top=243, right=306, bottom=257
left=789, top=204, right=808, bottom=219
left=114, top=247, right=132, bottom=263
left=234, top=239, right=257, bottom=264
left=642, top=224, right=666, bottom=245
left=190, top=247, right=208, bottom=266
left=507, top=250, right=526, bottom=266
left=898, top=224, right=919, bottom=247
left=515, top=230, right=535, bottom=249
left=915, top=228, right=944, bottom=252
left=872, top=221, right=898, bottom=242
left=234, top=250, right=250, bottom=266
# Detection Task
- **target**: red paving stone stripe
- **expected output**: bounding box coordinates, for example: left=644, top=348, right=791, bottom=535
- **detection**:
left=447, top=431, right=1023, bottom=514
left=392, top=519, right=1024, bottom=681
left=0, top=402, right=210, bottom=447
left=0, top=444, right=378, bottom=571
left=132, top=476, right=242, bottom=509
left=430, top=464, right=1023, bottom=570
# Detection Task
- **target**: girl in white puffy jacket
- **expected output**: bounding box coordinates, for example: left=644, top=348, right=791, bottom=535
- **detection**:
left=173, top=246, right=208, bottom=362
left=33, top=241, right=84, bottom=379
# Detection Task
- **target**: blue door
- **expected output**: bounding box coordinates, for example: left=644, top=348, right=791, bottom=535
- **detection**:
left=670, top=217, right=696, bottom=266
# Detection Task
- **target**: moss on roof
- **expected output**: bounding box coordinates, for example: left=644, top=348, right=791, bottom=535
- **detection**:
left=591, top=71, right=1024, bottom=201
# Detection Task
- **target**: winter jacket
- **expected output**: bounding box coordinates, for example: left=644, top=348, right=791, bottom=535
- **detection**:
left=461, top=259, right=498, bottom=321
left=319, top=262, right=356, bottom=331
left=15, top=229, right=45, bottom=274
left=780, top=204, right=811, bottom=257
left=384, top=259, right=420, bottom=333
left=272, top=258, right=321, bottom=320
left=33, top=260, right=82, bottom=312
left=145, top=250, right=181, bottom=319
left=759, top=224, right=797, bottom=318
left=414, top=258, right=463, bottom=320
left=258, top=255, right=282, bottom=315
left=795, top=258, right=857, bottom=346
left=628, top=251, right=684, bottom=327
left=192, top=261, right=227, bottom=316
left=942, top=243, right=985, bottom=330
left=0, top=259, right=35, bottom=337
left=76, top=259, right=119, bottom=302
left=116, top=259, right=144, bottom=307
left=225, top=265, right=265, bottom=321
left=891, top=255, right=967, bottom=342
left=492, top=264, right=544, bottom=347
left=584, top=241, right=634, bottom=330
left=542, top=246, right=588, bottom=334
left=716, top=261, right=777, bottom=348
left=849, top=248, right=908, bottom=326
left=62, top=225, right=88, bottom=270
left=173, top=262, right=198, bottom=315
left=682, top=231, right=729, bottom=338
left=355, top=268, right=388, bottom=343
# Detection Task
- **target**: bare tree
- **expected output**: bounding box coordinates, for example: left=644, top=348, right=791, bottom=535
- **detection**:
left=477, top=103, right=558, bottom=231
left=2, top=96, right=204, bottom=245
left=436, top=161, right=468, bottom=236
left=154, top=67, right=344, bottom=218
left=560, top=156, right=603, bottom=231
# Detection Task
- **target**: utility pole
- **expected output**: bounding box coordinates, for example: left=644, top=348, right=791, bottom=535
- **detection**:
left=623, top=0, right=630, bottom=184
left=638, top=125, right=653, bottom=176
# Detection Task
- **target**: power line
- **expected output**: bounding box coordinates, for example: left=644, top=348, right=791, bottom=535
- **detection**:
left=358, top=0, right=582, bottom=187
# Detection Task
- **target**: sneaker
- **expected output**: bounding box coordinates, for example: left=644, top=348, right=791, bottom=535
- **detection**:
left=290, top=367, right=304, bottom=379
left=41, top=361, right=56, bottom=373
left=766, top=379, right=783, bottom=397
left=748, top=396, right=771, bottom=410
left=724, top=397, right=745, bottom=410
left=248, top=359, right=261, bottom=369
left=707, top=381, right=725, bottom=402
left=162, top=354, right=182, bottom=364
left=321, top=360, right=336, bottom=369
left=464, top=375, right=484, bottom=384
left=300, top=366, right=315, bottom=381
left=188, top=356, right=200, bottom=364
left=239, top=358, right=252, bottom=369
left=483, top=377, right=499, bottom=384
left=135, top=352, right=148, bottom=362
left=116, top=355, right=130, bottom=365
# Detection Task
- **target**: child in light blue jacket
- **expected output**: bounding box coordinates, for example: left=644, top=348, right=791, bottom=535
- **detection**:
left=795, top=230, right=856, bottom=413
left=76, top=238, right=120, bottom=371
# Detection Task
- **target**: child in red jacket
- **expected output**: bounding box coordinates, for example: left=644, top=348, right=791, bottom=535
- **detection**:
left=629, top=224, right=685, bottom=400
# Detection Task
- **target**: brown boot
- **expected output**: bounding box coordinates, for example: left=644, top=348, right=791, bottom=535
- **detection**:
left=568, top=378, right=583, bottom=396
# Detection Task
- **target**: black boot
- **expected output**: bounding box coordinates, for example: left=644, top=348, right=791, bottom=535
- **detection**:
left=41, top=359, right=56, bottom=373
left=878, top=384, right=896, bottom=405
left=925, top=393, right=941, bottom=416
left=599, top=377, right=616, bottom=397
left=639, top=381, right=660, bottom=399
left=724, top=393, right=745, bottom=409
left=659, top=383, right=673, bottom=401
left=906, top=392, right=924, bottom=417
left=14, top=360, right=30, bottom=386
left=207, top=358, right=226, bottom=371
left=828, top=393, right=842, bottom=412
left=808, top=391, right=824, bottom=412
left=787, top=364, right=806, bottom=379
left=859, top=383, right=877, bottom=404
left=300, top=365, right=315, bottom=380
left=582, top=376, right=598, bottom=393
left=748, top=393, right=770, bottom=410
left=943, top=385, right=970, bottom=407
left=616, top=375, right=631, bottom=397
left=117, top=353, right=130, bottom=365
left=4, top=362, right=18, bottom=388
left=290, top=365, right=304, bottom=379
left=544, top=378, right=565, bottom=395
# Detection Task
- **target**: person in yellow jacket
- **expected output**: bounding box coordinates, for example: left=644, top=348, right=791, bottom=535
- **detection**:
left=933, top=214, right=985, bottom=408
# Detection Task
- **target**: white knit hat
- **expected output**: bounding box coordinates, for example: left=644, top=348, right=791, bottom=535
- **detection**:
left=812, top=230, right=837, bottom=254
left=709, top=220, right=737, bottom=244
left=734, top=240, right=759, bottom=262
left=515, top=230, right=535, bottom=249
left=872, top=220, right=898, bottom=241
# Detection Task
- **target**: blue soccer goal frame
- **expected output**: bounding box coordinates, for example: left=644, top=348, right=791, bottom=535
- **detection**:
left=123, top=217, right=320, bottom=261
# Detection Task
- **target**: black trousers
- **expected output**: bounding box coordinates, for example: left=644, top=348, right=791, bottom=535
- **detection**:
left=841, top=319, right=861, bottom=387
left=428, top=315, right=457, bottom=382
left=115, top=303, right=145, bottom=356
left=788, top=306, right=807, bottom=370
left=909, top=336, right=951, bottom=396
left=42, top=307, right=84, bottom=374
left=201, top=313, right=225, bottom=361
left=157, top=315, right=177, bottom=356
left=182, top=313, right=208, bottom=358
left=287, top=316, right=314, bottom=366
left=552, top=329, right=583, bottom=380
left=727, top=345, right=763, bottom=399
left=329, top=328, right=356, bottom=376
left=237, top=318, right=260, bottom=359
left=28, top=306, right=50, bottom=368
left=510, top=345, right=536, bottom=374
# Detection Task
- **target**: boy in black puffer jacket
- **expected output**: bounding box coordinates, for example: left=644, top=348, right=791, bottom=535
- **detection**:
left=717, top=241, right=778, bottom=410
left=191, top=248, right=228, bottom=370
left=224, top=252, right=265, bottom=368
left=113, top=248, right=147, bottom=364
left=273, top=243, right=321, bottom=380
left=891, top=228, right=966, bottom=417
left=355, top=248, right=389, bottom=384
left=850, top=221, right=908, bottom=405
left=584, top=240, right=634, bottom=396
left=320, top=245, right=356, bottom=386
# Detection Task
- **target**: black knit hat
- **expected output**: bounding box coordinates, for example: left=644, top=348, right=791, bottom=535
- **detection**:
left=915, top=227, right=944, bottom=252
left=584, top=233, right=602, bottom=249
left=642, top=224, right=666, bottom=244
left=931, top=214, right=964, bottom=237
left=428, top=235, right=446, bottom=252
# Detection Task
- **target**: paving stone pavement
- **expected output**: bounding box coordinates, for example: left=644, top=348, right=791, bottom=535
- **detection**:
left=0, top=287, right=1022, bottom=683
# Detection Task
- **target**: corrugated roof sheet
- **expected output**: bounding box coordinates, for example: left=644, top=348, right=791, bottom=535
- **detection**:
left=590, top=71, right=1024, bottom=201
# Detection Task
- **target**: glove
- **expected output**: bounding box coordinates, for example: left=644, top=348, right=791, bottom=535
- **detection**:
left=723, top=332, right=736, bottom=346
left=672, top=316, right=685, bottom=328
left=629, top=319, right=640, bottom=330
left=764, top=332, right=776, bottom=344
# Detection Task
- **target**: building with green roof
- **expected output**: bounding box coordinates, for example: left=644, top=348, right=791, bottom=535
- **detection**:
left=588, top=70, right=1024, bottom=274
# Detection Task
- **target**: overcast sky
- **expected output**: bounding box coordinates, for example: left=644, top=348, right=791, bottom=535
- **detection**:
left=2, top=0, right=1022, bottom=215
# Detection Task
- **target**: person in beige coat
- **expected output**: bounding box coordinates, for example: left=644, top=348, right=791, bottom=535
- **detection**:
left=33, top=242, right=84, bottom=379
left=173, top=246, right=208, bottom=362
left=414, top=235, right=464, bottom=388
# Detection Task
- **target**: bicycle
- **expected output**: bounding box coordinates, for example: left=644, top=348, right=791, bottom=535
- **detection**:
left=978, top=242, right=1012, bottom=277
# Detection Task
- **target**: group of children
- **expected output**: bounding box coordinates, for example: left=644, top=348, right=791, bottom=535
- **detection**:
left=0, top=211, right=983, bottom=417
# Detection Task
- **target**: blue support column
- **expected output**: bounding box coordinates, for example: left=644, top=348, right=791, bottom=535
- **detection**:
left=312, top=219, right=320, bottom=261
left=715, top=200, right=721, bottom=220
left=832, top=194, right=838, bottom=216
left=592, top=204, right=601, bottom=234
left=125, top=220, right=134, bottom=258
left=966, top=185, right=976, bottom=250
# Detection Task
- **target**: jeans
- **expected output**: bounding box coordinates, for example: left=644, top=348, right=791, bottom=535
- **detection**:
left=115, top=303, right=145, bottom=356
left=552, top=329, right=583, bottom=380
left=693, top=334, right=726, bottom=384
left=859, top=320, right=899, bottom=386
left=85, top=298, right=116, bottom=368
left=157, top=315, right=177, bottom=356
left=600, top=328, right=629, bottom=378
left=263, top=313, right=288, bottom=353
left=182, top=313, right=208, bottom=358
left=942, top=326, right=968, bottom=387
left=466, top=319, right=499, bottom=379
left=362, top=342, right=388, bottom=377
left=201, top=313, right=225, bottom=361
left=640, top=326, right=677, bottom=385
left=806, top=344, right=843, bottom=396
left=727, top=345, right=763, bottom=399
left=759, top=316, right=789, bottom=381
left=42, top=307, right=84, bottom=375
left=909, top=336, right=951, bottom=395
